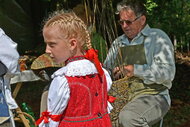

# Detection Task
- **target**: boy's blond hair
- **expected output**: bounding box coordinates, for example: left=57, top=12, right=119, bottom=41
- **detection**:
left=43, top=11, right=92, bottom=50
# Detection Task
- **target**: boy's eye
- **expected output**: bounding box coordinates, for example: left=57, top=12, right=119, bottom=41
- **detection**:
left=49, top=44, right=55, bottom=47
left=47, top=42, right=56, bottom=48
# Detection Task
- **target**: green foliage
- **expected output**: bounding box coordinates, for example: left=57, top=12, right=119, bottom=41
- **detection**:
left=91, top=32, right=108, bottom=63
left=144, top=0, right=158, bottom=15
left=147, top=0, right=190, bottom=47
left=41, top=0, right=51, bottom=2
left=1, top=0, right=189, bottom=54
left=94, top=0, right=118, bottom=48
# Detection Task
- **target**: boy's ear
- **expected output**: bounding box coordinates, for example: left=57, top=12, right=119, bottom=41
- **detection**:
left=69, top=38, right=77, bottom=50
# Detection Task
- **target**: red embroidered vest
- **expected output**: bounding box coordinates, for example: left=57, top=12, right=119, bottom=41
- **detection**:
left=62, top=74, right=109, bottom=122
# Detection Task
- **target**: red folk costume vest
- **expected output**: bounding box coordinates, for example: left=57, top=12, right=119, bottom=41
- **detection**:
left=59, top=73, right=112, bottom=127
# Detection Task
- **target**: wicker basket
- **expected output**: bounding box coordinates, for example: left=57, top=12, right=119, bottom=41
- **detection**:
left=108, top=77, right=130, bottom=126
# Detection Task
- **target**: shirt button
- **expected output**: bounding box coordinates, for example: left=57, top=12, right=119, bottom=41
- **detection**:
left=95, top=92, right=98, bottom=96
left=97, top=112, right=102, bottom=117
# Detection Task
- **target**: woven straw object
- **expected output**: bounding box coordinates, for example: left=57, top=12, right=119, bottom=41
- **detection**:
left=108, top=77, right=130, bottom=126
left=31, top=53, right=64, bottom=70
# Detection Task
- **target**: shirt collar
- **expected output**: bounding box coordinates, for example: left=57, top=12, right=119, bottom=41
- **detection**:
left=51, top=59, right=97, bottom=78
left=133, top=24, right=150, bottom=39
left=141, top=24, right=150, bottom=36
left=120, top=24, right=150, bottom=45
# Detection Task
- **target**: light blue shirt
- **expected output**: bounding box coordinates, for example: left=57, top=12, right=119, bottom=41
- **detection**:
left=104, top=24, right=176, bottom=89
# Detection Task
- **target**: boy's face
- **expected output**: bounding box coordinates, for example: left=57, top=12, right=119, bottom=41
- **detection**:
left=43, top=25, right=71, bottom=64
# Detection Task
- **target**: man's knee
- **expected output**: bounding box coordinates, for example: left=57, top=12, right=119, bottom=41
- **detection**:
left=119, top=110, right=149, bottom=127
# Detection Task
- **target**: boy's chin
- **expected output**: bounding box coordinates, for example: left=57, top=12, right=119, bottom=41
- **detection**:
left=55, top=60, right=65, bottom=65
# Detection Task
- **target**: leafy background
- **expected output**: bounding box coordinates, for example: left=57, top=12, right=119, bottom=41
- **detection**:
left=1, top=0, right=190, bottom=126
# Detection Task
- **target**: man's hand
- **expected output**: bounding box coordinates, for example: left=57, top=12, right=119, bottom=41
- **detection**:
left=113, top=66, right=123, bottom=80
left=123, top=65, right=134, bottom=77
left=113, top=65, right=134, bottom=80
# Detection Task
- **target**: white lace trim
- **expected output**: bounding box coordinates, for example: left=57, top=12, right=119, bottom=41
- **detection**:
left=52, top=59, right=98, bottom=78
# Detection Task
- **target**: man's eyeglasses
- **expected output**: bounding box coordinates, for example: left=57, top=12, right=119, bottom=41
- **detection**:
left=118, top=16, right=141, bottom=26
